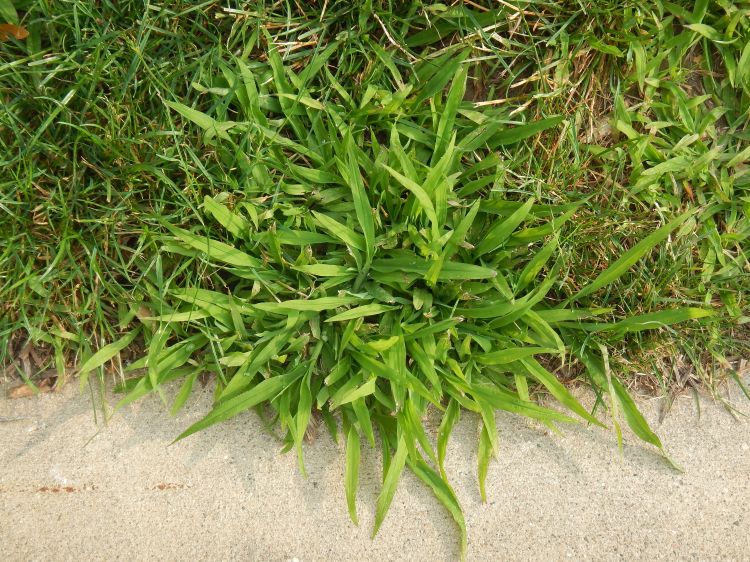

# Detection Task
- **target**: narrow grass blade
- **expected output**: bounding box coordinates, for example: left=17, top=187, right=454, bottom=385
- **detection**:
left=170, top=369, right=199, bottom=415
left=166, top=224, right=261, bottom=268
left=352, top=397, right=376, bottom=447
left=294, top=371, right=313, bottom=476
left=174, top=371, right=303, bottom=442
left=326, top=304, right=396, bottom=323
left=437, top=399, right=460, bottom=479
left=571, top=211, right=693, bottom=301
left=585, top=307, right=714, bottom=334
left=203, top=196, right=249, bottom=239
left=477, top=422, right=492, bottom=503
left=373, top=435, right=409, bottom=537
left=520, top=358, right=605, bottom=427
left=381, top=164, right=439, bottom=230
left=330, top=376, right=377, bottom=409
left=433, top=64, right=467, bottom=164
left=312, top=211, right=365, bottom=252
left=254, top=296, right=364, bottom=313
left=166, top=101, right=234, bottom=140
left=345, top=131, right=375, bottom=265
left=412, top=50, right=468, bottom=106
left=476, top=198, right=535, bottom=256
left=488, top=116, right=564, bottom=147
left=475, top=347, right=556, bottom=365
left=345, top=425, right=361, bottom=525
left=409, top=457, right=467, bottom=559
left=77, top=328, right=140, bottom=388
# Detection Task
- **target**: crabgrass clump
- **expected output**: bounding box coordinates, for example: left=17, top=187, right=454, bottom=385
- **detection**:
left=112, top=36, right=708, bottom=552
left=2, top=0, right=746, bottom=555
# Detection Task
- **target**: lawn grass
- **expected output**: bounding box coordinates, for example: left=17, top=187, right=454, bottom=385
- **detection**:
left=2, top=0, right=749, bottom=554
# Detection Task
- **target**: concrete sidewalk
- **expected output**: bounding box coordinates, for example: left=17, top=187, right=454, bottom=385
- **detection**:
left=1, top=380, right=749, bottom=561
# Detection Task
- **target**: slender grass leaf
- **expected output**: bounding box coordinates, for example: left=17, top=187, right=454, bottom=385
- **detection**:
left=326, top=304, right=397, bottom=323
left=409, top=458, right=467, bottom=559
left=293, top=264, right=355, bottom=277
left=312, top=211, right=366, bottom=252
left=345, top=131, right=375, bottom=265
left=437, top=399, right=460, bottom=479
left=330, top=376, right=377, bottom=409
left=175, top=371, right=303, bottom=442
left=254, top=296, right=364, bottom=313
left=352, top=397, right=376, bottom=447
left=170, top=369, right=199, bottom=415
left=477, top=423, right=492, bottom=503
left=583, top=307, right=714, bottom=334
left=412, top=50, right=468, bottom=106
left=476, top=198, right=535, bottom=256
left=78, top=328, right=140, bottom=387
left=520, top=358, right=605, bottom=427
left=572, top=211, right=693, bottom=301
left=487, top=116, right=564, bottom=147
left=609, top=376, right=662, bottom=449
left=345, top=425, right=361, bottom=525
left=381, top=164, right=439, bottom=230
left=294, top=371, right=313, bottom=476
left=166, top=101, right=235, bottom=140
left=203, top=196, right=249, bottom=239
left=476, top=347, right=556, bottom=365
left=166, top=224, right=261, bottom=268
left=373, top=435, right=408, bottom=537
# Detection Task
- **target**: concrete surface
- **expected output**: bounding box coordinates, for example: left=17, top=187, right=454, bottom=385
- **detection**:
left=1, top=379, right=749, bottom=561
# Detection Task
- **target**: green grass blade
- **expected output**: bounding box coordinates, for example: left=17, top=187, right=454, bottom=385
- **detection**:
left=165, top=101, right=234, bottom=141
left=412, top=50, right=468, bottom=106
left=409, top=457, right=467, bottom=560
left=373, top=435, right=409, bottom=537
left=166, top=224, right=261, bottom=269
left=77, top=328, right=140, bottom=388
left=437, top=398, right=460, bottom=479
left=203, top=196, right=249, bottom=239
left=571, top=211, right=693, bottom=301
left=294, top=371, right=313, bottom=476
left=345, top=131, right=375, bottom=265
left=330, top=376, right=377, bottom=409
left=488, top=116, right=564, bottom=147
left=253, top=296, right=364, bottom=313
left=312, top=211, right=366, bottom=252
left=381, top=164, right=439, bottom=230
left=174, top=371, right=303, bottom=442
left=520, top=358, right=605, bottom=427
left=475, top=346, right=557, bottom=365
left=585, top=307, right=714, bottom=334
left=170, top=369, right=199, bottom=415
left=325, top=304, right=396, bottom=323
left=476, top=198, right=535, bottom=256
left=477, top=422, right=492, bottom=503
left=345, top=425, right=361, bottom=525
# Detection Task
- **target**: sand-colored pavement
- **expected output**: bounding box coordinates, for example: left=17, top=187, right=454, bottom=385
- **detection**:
left=1, top=380, right=749, bottom=561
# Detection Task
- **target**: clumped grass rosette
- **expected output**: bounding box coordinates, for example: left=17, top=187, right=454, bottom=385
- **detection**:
left=116, top=43, right=703, bottom=554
